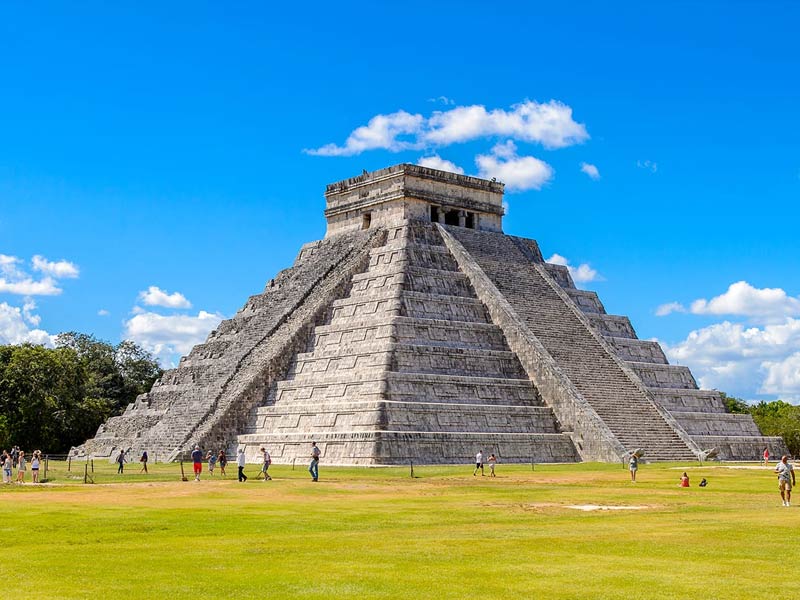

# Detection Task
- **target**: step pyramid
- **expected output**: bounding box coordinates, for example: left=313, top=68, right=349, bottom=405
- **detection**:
left=80, top=164, right=786, bottom=464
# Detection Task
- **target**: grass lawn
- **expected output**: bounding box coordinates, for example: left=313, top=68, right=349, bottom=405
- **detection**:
left=0, top=459, right=795, bottom=599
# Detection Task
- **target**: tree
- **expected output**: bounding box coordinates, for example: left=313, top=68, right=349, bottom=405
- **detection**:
left=0, top=335, right=162, bottom=452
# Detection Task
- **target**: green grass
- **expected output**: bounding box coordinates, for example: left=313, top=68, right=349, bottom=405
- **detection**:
left=1, top=460, right=795, bottom=599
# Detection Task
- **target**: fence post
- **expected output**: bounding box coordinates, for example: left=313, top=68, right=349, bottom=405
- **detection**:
left=44, top=455, right=49, bottom=481
left=68, top=456, right=71, bottom=472
left=410, top=460, right=414, bottom=478
left=292, top=458, right=296, bottom=471
left=84, top=463, right=88, bottom=484
left=91, top=459, right=94, bottom=474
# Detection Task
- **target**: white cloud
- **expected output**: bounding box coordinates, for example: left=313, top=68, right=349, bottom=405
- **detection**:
left=305, top=99, right=588, bottom=156
left=138, top=286, right=192, bottom=309
left=305, top=110, right=424, bottom=156
left=0, top=254, right=79, bottom=296
left=475, top=141, right=553, bottom=192
left=0, top=302, right=55, bottom=346
left=580, top=162, right=600, bottom=180
left=0, top=276, right=61, bottom=296
left=655, top=302, right=687, bottom=317
left=98, top=309, right=110, bottom=317
left=31, top=255, right=79, bottom=278
left=546, top=253, right=602, bottom=285
left=124, top=310, right=224, bottom=365
left=689, top=281, right=800, bottom=323
left=637, top=159, right=658, bottom=173
left=661, top=318, right=800, bottom=401
left=417, top=155, right=465, bottom=174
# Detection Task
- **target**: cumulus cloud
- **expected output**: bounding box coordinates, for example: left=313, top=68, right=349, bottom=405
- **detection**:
left=475, top=141, right=553, bottom=192
left=580, top=162, right=600, bottom=180
left=124, top=310, right=224, bottom=365
left=0, top=301, right=54, bottom=346
left=31, top=255, right=79, bottom=278
left=689, top=281, right=800, bottom=323
left=417, top=155, right=465, bottom=174
left=655, top=302, right=687, bottom=317
left=305, top=99, right=588, bottom=156
left=98, top=309, right=110, bottom=317
left=546, top=253, right=602, bottom=285
left=138, top=286, right=192, bottom=309
left=0, top=253, right=79, bottom=296
left=305, top=110, right=424, bottom=156
left=661, top=318, right=800, bottom=400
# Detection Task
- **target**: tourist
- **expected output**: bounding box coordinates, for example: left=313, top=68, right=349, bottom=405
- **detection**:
left=11, top=445, right=19, bottom=468
left=488, top=453, right=497, bottom=477
left=16, top=450, right=26, bottom=483
left=473, top=450, right=484, bottom=476
left=309, top=441, right=320, bottom=482
left=775, top=455, right=796, bottom=507
left=117, top=449, right=126, bottom=474
left=2, top=450, right=12, bottom=483
left=140, top=450, right=148, bottom=474
left=260, top=447, right=272, bottom=481
left=679, top=472, right=690, bottom=487
left=191, top=445, right=203, bottom=481
left=206, top=450, right=217, bottom=476
left=628, top=453, right=638, bottom=482
left=762, top=447, right=770, bottom=467
left=31, top=450, right=40, bottom=483
left=236, top=448, right=248, bottom=482
left=218, top=450, right=227, bottom=477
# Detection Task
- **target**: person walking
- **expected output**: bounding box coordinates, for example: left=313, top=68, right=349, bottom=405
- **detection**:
left=237, top=448, right=248, bottom=482
left=488, top=453, right=497, bottom=477
left=259, top=447, right=272, bottom=481
left=116, top=449, right=126, bottom=474
left=206, top=450, right=217, bottom=476
left=16, top=450, right=26, bottom=483
left=762, top=447, right=770, bottom=467
left=629, top=453, right=639, bottom=482
left=140, top=450, right=149, bottom=474
left=191, top=445, right=203, bottom=481
left=309, top=441, right=320, bottom=482
left=775, top=455, right=796, bottom=507
left=473, top=450, right=484, bottom=476
left=218, top=450, right=227, bottom=477
left=2, top=451, right=11, bottom=484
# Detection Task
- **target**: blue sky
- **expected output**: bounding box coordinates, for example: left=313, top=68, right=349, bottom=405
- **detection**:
left=1, top=2, right=799, bottom=401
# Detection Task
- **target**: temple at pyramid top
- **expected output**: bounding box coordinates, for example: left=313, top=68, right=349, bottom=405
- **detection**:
left=324, top=163, right=505, bottom=237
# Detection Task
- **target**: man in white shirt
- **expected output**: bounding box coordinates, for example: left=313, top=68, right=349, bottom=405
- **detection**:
left=775, top=455, right=796, bottom=506
left=237, top=448, right=248, bottom=482
left=473, top=450, right=484, bottom=476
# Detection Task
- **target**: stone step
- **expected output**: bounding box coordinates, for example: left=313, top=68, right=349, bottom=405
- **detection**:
left=245, top=400, right=562, bottom=435
left=584, top=313, right=638, bottom=339
left=369, top=242, right=459, bottom=271
left=650, top=388, right=728, bottom=413
left=272, top=372, right=540, bottom=406
left=669, top=411, right=763, bottom=436
left=628, top=362, right=697, bottom=389
left=543, top=263, right=575, bottom=289
left=235, top=430, right=580, bottom=465
left=349, top=265, right=476, bottom=299
left=566, top=289, right=606, bottom=314
left=312, top=316, right=510, bottom=352
left=606, top=337, right=668, bottom=364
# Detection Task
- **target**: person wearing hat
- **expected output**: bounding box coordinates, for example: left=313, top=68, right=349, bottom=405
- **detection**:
left=191, top=445, right=203, bottom=481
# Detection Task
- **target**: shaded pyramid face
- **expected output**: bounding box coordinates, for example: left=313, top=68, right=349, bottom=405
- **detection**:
left=81, top=164, right=786, bottom=464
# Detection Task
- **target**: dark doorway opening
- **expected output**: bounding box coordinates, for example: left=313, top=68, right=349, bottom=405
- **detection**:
left=430, top=206, right=440, bottom=223
left=361, top=213, right=372, bottom=230
left=465, top=212, right=475, bottom=229
left=444, top=210, right=460, bottom=226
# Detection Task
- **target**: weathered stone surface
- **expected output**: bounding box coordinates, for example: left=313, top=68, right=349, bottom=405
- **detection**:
left=81, top=164, right=786, bottom=463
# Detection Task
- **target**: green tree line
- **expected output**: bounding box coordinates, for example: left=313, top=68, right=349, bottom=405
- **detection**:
left=0, top=333, right=162, bottom=453
left=722, top=392, right=800, bottom=456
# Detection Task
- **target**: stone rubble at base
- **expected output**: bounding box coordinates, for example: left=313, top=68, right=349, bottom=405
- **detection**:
left=78, top=164, right=787, bottom=465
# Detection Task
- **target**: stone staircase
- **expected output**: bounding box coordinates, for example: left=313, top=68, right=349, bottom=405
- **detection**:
left=237, top=220, right=579, bottom=464
left=444, top=226, right=698, bottom=462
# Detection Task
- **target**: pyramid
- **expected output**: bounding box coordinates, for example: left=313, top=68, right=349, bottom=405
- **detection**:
left=81, top=164, right=785, bottom=464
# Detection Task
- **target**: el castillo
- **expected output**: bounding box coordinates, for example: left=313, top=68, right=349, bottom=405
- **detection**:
left=79, top=164, right=786, bottom=465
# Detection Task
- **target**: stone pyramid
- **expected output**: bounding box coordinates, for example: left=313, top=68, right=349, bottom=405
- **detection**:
left=81, top=164, right=785, bottom=464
